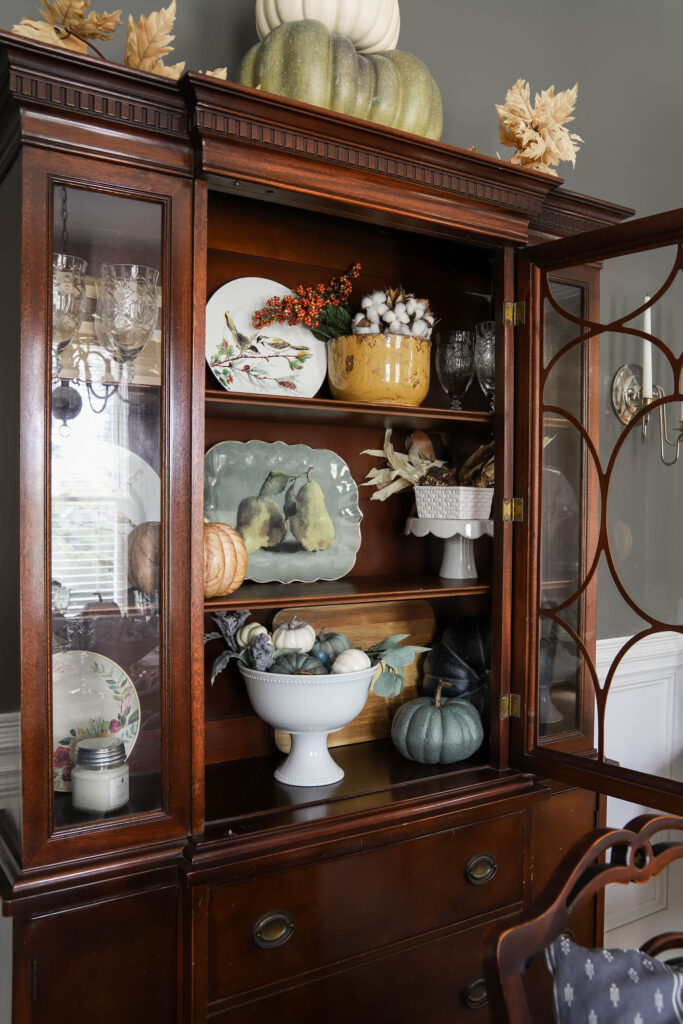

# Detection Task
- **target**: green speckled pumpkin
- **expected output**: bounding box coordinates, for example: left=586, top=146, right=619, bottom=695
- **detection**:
left=391, top=683, right=484, bottom=764
left=272, top=652, right=328, bottom=675
left=311, top=629, right=351, bottom=667
left=238, top=19, right=443, bottom=141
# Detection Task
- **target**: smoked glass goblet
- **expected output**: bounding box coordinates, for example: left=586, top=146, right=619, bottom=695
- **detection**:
left=474, top=320, right=496, bottom=410
left=434, top=330, right=475, bottom=409
left=52, top=253, right=88, bottom=377
left=96, top=264, right=159, bottom=384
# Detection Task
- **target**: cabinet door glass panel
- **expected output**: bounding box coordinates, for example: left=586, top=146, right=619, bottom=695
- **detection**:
left=534, top=238, right=683, bottom=790
left=539, top=280, right=599, bottom=739
left=50, top=185, right=163, bottom=829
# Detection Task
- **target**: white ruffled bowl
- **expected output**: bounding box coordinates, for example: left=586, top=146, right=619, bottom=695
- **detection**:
left=239, top=665, right=376, bottom=787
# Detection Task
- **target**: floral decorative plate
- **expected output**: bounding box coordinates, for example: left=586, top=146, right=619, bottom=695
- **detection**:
left=204, top=440, right=362, bottom=584
left=52, top=650, right=141, bottom=792
left=205, top=277, right=327, bottom=397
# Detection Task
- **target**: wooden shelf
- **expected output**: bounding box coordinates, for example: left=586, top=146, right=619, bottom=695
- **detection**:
left=204, top=575, right=490, bottom=612
left=203, top=740, right=492, bottom=835
left=204, top=388, right=493, bottom=431
left=53, top=773, right=162, bottom=834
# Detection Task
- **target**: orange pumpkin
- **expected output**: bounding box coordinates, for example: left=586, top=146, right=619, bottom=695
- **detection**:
left=204, top=522, right=247, bottom=598
left=127, top=521, right=160, bottom=594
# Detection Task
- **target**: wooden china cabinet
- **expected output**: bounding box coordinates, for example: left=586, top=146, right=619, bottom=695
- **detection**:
left=0, top=31, right=680, bottom=1024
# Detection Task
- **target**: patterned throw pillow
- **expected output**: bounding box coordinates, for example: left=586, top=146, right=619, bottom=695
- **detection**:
left=545, top=934, right=683, bottom=1023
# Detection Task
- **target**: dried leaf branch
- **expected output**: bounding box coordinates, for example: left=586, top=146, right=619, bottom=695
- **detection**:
left=495, top=79, right=583, bottom=175
left=12, top=0, right=121, bottom=57
left=11, top=17, right=86, bottom=51
left=12, top=0, right=228, bottom=82
left=125, top=0, right=185, bottom=78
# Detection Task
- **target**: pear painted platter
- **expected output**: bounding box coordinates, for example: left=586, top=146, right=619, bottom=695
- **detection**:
left=204, top=440, right=362, bottom=584
left=205, top=277, right=327, bottom=397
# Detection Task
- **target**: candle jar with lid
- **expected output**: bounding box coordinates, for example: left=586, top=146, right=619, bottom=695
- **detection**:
left=71, top=737, right=130, bottom=814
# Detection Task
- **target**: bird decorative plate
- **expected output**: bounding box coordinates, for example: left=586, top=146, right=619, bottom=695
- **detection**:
left=205, top=277, right=328, bottom=398
left=204, top=440, right=362, bottom=584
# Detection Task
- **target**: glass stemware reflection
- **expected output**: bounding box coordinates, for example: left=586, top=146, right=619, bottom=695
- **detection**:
left=434, top=330, right=475, bottom=409
left=51, top=578, right=71, bottom=616
left=474, top=320, right=496, bottom=410
left=52, top=253, right=88, bottom=377
left=96, top=264, right=159, bottom=385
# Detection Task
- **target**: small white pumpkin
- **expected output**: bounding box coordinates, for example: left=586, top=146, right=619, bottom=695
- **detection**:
left=272, top=617, right=317, bottom=653
left=236, top=622, right=270, bottom=648
left=255, top=0, right=400, bottom=54
left=331, top=648, right=372, bottom=673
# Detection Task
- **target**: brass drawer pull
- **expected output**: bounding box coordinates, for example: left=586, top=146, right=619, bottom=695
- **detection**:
left=465, top=852, right=498, bottom=886
left=252, top=910, right=295, bottom=949
left=462, top=976, right=488, bottom=1010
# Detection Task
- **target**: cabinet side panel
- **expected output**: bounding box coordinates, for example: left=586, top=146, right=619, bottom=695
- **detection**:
left=0, top=157, right=23, bottom=851
left=28, top=886, right=179, bottom=1024
left=0, top=909, right=11, bottom=1024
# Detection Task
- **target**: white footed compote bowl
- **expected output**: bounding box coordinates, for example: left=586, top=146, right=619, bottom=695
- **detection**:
left=239, top=665, right=376, bottom=787
left=405, top=517, right=493, bottom=579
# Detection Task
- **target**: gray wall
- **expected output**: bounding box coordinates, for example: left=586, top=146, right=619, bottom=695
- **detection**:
left=3, top=0, right=681, bottom=215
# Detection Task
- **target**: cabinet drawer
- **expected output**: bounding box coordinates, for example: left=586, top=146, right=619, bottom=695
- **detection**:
left=208, top=812, right=524, bottom=1002
left=210, top=916, right=499, bottom=1023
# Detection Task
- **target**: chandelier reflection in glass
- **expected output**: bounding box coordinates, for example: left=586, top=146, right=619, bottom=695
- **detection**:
left=611, top=294, right=683, bottom=466
left=52, top=262, right=160, bottom=432
left=95, top=264, right=159, bottom=386
left=52, top=253, right=88, bottom=377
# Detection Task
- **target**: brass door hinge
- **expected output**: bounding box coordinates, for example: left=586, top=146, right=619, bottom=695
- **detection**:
left=502, top=497, right=524, bottom=522
left=503, top=300, right=526, bottom=326
left=500, top=693, right=522, bottom=720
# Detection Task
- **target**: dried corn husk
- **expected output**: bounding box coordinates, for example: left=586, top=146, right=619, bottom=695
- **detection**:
left=361, top=428, right=445, bottom=501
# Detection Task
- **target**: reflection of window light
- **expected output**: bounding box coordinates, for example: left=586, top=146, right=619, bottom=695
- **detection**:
left=51, top=385, right=154, bottom=617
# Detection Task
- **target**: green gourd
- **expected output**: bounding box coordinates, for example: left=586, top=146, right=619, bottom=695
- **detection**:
left=238, top=20, right=443, bottom=142
left=391, top=682, right=484, bottom=764
left=311, top=629, right=351, bottom=666
left=273, top=652, right=328, bottom=675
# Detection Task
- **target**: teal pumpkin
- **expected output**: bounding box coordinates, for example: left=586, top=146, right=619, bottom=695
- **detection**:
left=391, top=683, right=484, bottom=764
left=272, top=652, right=328, bottom=675
left=311, top=629, right=351, bottom=667
left=238, top=20, right=443, bottom=141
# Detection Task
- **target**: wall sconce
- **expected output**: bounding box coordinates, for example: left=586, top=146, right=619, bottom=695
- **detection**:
left=611, top=366, right=683, bottom=464
left=611, top=294, right=683, bottom=465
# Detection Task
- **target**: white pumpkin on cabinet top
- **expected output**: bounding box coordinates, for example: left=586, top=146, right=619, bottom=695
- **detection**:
left=254, top=0, right=400, bottom=53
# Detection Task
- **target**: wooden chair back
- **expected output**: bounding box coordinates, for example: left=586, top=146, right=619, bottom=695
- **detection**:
left=484, top=814, right=683, bottom=1024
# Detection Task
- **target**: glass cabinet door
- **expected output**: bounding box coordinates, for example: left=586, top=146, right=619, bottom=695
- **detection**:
left=513, top=210, right=683, bottom=814
left=538, top=275, right=597, bottom=745
left=44, top=172, right=187, bottom=839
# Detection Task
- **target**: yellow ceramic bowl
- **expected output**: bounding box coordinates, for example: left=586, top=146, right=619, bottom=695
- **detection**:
left=327, top=333, right=431, bottom=406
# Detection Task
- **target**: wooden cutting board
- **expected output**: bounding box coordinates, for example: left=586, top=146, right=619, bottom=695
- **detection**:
left=272, top=600, right=435, bottom=752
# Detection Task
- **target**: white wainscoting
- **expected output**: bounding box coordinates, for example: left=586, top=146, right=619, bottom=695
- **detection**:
left=596, top=633, right=683, bottom=948
left=0, top=711, right=19, bottom=1022
left=0, top=711, right=20, bottom=803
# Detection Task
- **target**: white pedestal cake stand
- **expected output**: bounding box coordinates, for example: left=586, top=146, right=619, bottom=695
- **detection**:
left=404, top=517, right=494, bottom=579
